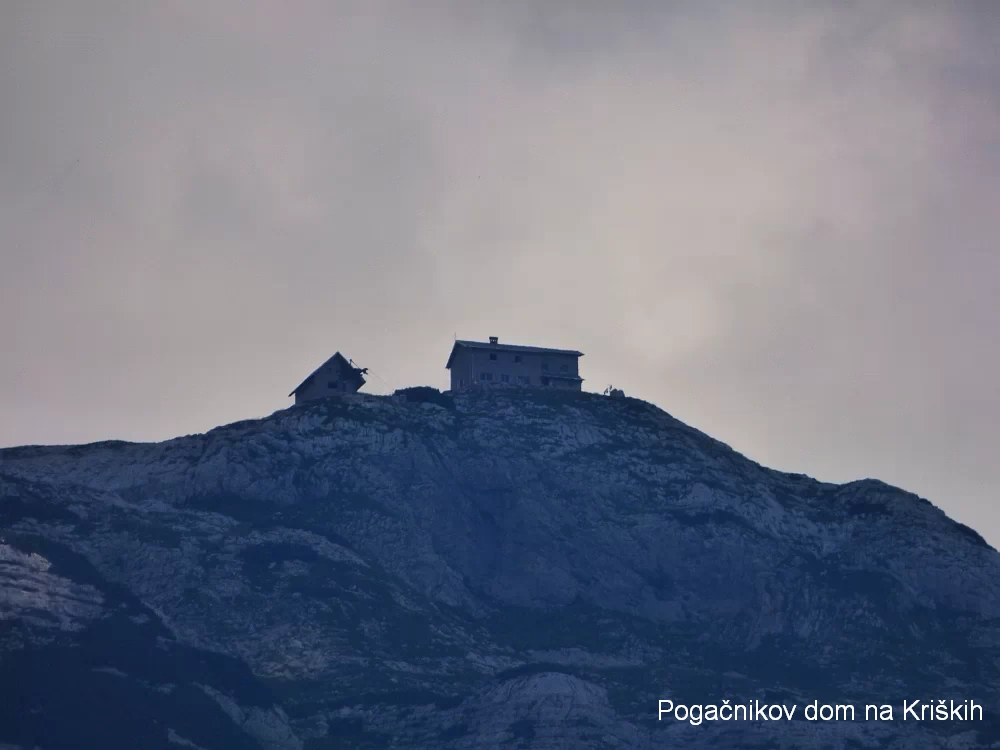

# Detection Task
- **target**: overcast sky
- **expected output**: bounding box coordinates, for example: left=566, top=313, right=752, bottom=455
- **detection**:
left=2, top=2, right=998, bottom=543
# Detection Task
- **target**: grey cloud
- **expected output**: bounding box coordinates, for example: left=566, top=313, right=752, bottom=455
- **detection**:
left=2, top=1, right=998, bottom=543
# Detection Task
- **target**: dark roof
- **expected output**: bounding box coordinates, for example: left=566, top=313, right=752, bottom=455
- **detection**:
left=288, top=351, right=366, bottom=397
left=446, top=339, right=584, bottom=369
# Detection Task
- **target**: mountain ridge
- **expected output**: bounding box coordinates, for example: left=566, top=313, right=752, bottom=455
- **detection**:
left=2, top=387, right=998, bottom=749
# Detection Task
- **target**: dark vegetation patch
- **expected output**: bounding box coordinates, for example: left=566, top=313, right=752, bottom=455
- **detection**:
left=0, top=653, right=260, bottom=750
left=0, top=440, right=136, bottom=461
left=184, top=491, right=274, bottom=524
left=481, top=598, right=666, bottom=654
left=952, top=521, right=991, bottom=549
left=111, top=514, right=186, bottom=548
left=438, top=722, right=471, bottom=741
left=507, top=718, right=536, bottom=744
left=0, top=537, right=280, bottom=750
left=185, top=485, right=394, bottom=527
left=278, top=505, right=371, bottom=550
left=206, top=417, right=267, bottom=436
left=7, top=536, right=273, bottom=702
left=638, top=566, right=677, bottom=599
left=62, top=440, right=141, bottom=457
left=831, top=480, right=992, bottom=549
left=320, top=489, right=396, bottom=518
left=0, top=445, right=55, bottom=459
left=457, top=386, right=593, bottom=415
left=0, top=485, right=79, bottom=525
left=310, top=397, right=390, bottom=426
left=670, top=508, right=759, bottom=532
left=844, top=500, right=892, bottom=518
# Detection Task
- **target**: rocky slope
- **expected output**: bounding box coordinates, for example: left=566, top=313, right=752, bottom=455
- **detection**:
left=1, top=387, right=998, bottom=749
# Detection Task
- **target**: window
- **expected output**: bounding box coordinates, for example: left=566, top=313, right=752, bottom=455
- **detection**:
left=489, top=353, right=498, bottom=361
left=500, top=374, right=510, bottom=383
left=480, top=373, right=487, bottom=381
left=459, top=378, right=464, bottom=386
left=329, top=381, right=337, bottom=389
left=514, top=355, right=522, bottom=363
left=541, top=362, right=549, bottom=371
left=517, top=375, right=530, bottom=384
left=486, top=372, right=494, bottom=381
left=541, top=376, right=550, bottom=386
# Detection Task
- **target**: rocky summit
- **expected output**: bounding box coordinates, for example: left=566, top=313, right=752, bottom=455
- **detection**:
left=1, top=387, right=998, bottom=749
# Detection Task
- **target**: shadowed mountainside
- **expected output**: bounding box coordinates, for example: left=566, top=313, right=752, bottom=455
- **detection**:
left=1, top=387, right=998, bottom=748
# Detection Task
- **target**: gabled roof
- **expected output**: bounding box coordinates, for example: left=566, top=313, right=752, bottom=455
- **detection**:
left=446, top=339, right=584, bottom=369
left=288, top=351, right=366, bottom=397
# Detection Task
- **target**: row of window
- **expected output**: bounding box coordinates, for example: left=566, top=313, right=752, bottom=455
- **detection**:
left=471, top=373, right=550, bottom=385
left=485, top=353, right=570, bottom=373
left=486, top=353, right=570, bottom=372
left=488, top=353, right=527, bottom=363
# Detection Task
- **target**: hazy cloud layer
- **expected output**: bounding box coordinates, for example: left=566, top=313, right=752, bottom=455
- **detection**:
left=3, top=2, right=998, bottom=541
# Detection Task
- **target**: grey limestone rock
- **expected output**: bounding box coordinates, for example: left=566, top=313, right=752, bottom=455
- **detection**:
left=0, top=388, right=997, bottom=748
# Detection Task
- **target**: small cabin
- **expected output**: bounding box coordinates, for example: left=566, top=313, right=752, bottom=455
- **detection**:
left=446, top=336, right=583, bottom=391
left=288, top=351, right=367, bottom=404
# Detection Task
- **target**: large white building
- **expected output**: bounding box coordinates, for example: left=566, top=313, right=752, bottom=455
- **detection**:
left=445, top=336, right=584, bottom=391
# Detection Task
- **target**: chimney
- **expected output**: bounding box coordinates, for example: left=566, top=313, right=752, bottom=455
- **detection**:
left=489, top=336, right=498, bottom=345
